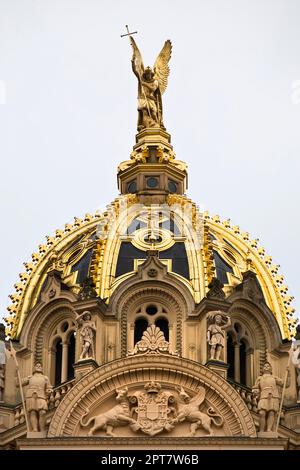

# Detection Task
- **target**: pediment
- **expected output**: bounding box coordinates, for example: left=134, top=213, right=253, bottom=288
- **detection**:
left=48, top=356, right=256, bottom=439
left=229, top=270, right=266, bottom=305
left=40, top=270, right=74, bottom=304
left=137, top=250, right=168, bottom=280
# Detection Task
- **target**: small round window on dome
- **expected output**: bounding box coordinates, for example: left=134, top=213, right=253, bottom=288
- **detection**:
left=127, top=180, right=137, bottom=193
left=168, top=180, right=177, bottom=193
left=146, top=177, right=159, bottom=188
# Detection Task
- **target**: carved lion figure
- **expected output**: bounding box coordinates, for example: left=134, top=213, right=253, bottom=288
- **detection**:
left=172, top=386, right=224, bottom=436
left=80, top=387, right=138, bottom=436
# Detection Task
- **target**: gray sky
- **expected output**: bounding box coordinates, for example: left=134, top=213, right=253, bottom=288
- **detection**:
left=0, top=0, right=299, bottom=323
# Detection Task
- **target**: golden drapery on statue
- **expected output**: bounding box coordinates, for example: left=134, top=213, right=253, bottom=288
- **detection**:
left=129, top=36, right=172, bottom=131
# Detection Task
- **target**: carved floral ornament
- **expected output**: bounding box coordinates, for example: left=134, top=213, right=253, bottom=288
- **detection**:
left=128, top=324, right=177, bottom=356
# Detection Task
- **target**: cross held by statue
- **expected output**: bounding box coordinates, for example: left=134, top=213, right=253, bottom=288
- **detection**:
left=121, top=25, right=138, bottom=39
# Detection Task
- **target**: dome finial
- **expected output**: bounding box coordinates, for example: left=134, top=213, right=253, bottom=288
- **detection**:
left=124, top=30, right=172, bottom=132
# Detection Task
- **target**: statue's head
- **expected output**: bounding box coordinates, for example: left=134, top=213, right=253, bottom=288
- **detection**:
left=263, top=362, right=272, bottom=375
left=178, top=387, right=190, bottom=403
left=143, top=66, right=154, bottom=81
left=82, top=311, right=91, bottom=321
left=116, top=387, right=128, bottom=401
left=207, top=310, right=226, bottom=325
left=33, top=362, right=43, bottom=374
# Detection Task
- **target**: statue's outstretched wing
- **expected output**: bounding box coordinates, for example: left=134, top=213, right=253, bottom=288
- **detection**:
left=153, top=40, right=172, bottom=94
left=190, top=386, right=206, bottom=407
left=130, top=36, right=144, bottom=79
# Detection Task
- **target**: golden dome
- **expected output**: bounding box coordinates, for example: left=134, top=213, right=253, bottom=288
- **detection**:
left=5, top=194, right=296, bottom=340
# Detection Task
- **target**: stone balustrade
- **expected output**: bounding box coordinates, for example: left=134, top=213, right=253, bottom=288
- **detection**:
left=229, top=380, right=258, bottom=412
left=48, top=379, right=75, bottom=409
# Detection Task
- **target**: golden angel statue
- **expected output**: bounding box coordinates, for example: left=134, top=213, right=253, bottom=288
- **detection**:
left=130, top=36, right=172, bottom=131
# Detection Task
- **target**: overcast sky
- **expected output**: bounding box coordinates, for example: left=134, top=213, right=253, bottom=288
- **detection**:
left=0, top=0, right=299, bottom=324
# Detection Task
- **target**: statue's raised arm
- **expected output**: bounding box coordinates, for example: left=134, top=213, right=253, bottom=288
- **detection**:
left=129, top=36, right=172, bottom=131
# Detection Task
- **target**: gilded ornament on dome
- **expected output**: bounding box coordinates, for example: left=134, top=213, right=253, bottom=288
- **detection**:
left=123, top=30, right=172, bottom=131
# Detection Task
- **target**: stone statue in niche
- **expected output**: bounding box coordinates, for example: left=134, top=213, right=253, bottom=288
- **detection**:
left=206, top=311, right=231, bottom=361
left=252, top=362, right=285, bottom=435
left=293, top=357, right=300, bottom=403
left=76, top=311, right=96, bottom=360
left=22, top=362, right=52, bottom=432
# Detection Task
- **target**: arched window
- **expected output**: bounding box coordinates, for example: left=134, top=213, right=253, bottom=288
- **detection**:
left=50, top=320, right=76, bottom=386
left=226, top=323, right=251, bottom=386
left=127, top=299, right=175, bottom=357
left=155, top=318, right=169, bottom=341
left=134, top=318, right=148, bottom=344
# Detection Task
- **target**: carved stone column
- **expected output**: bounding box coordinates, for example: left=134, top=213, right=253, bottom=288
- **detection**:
left=246, top=348, right=254, bottom=387
left=48, top=347, right=56, bottom=386
left=61, top=342, right=68, bottom=383
left=234, top=342, right=240, bottom=383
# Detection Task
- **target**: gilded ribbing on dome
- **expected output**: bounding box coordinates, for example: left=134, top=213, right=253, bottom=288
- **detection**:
left=206, top=212, right=296, bottom=339
left=6, top=204, right=296, bottom=341
left=5, top=212, right=102, bottom=338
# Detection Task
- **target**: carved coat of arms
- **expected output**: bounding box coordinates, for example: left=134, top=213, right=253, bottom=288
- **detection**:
left=130, top=382, right=175, bottom=436
left=80, top=381, right=224, bottom=437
